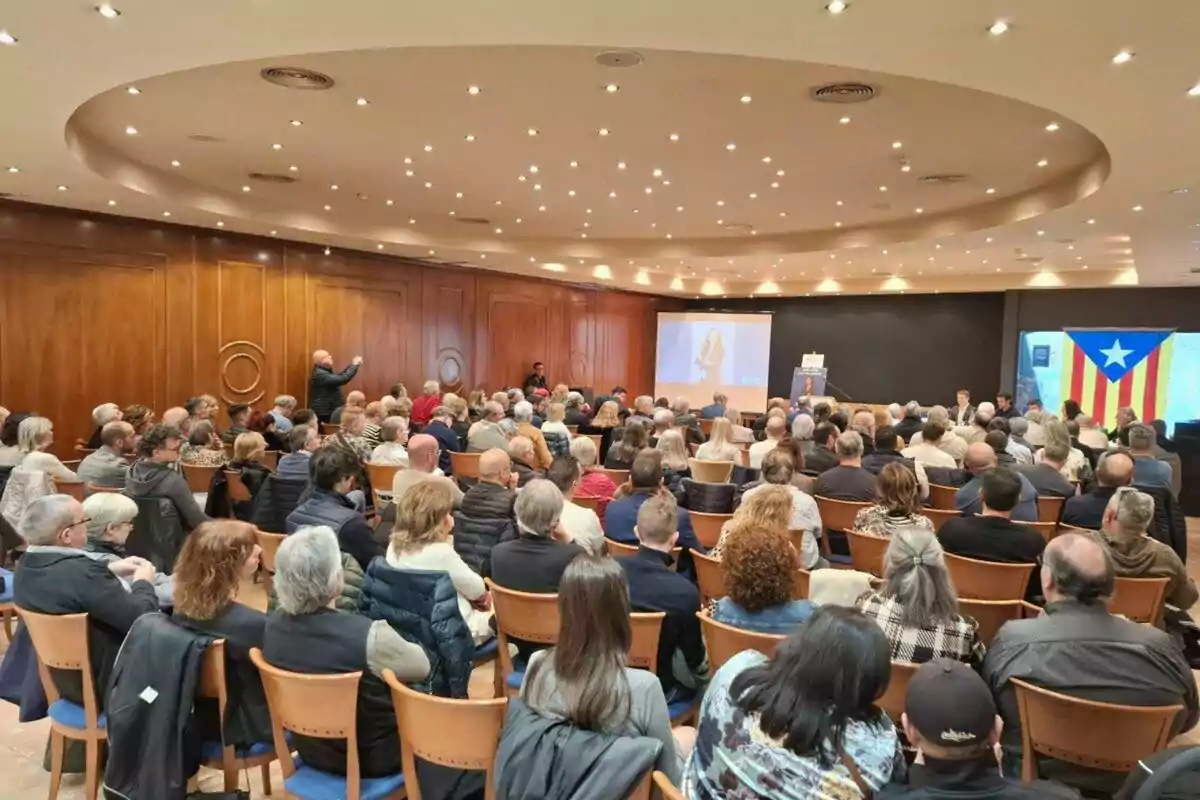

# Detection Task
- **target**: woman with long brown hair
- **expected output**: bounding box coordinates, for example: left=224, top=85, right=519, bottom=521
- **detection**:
left=853, top=461, right=934, bottom=538
left=172, top=520, right=271, bottom=747
left=521, top=555, right=693, bottom=785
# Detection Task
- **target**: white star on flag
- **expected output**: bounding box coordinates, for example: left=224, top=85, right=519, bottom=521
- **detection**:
left=1101, top=339, right=1134, bottom=368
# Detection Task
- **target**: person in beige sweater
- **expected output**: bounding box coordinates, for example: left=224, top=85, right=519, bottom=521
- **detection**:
left=1095, top=486, right=1198, bottom=610
left=514, top=400, right=553, bottom=471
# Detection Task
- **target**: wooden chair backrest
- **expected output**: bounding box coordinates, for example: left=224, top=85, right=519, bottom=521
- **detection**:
left=627, top=612, right=666, bottom=673
left=260, top=451, right=279, bottom=471
left=365, top=462, right=405, bottom=495
left=877, top=660, right=920, bottom=721
left=605, top=538, right=638, bottom=558
left=697, top=611, right=785, bottom=671
left=943, top=552, right=1036, bottom=601
left=1017, top=520, right=1059, bottom=545
left=653, top=770, right=686, bottom=800
left=957, top=599, right=1024, bottom=647
left=1011, top=677, right=1182, bottom=782
left=572, top=494, right=600, bottom=512
left=814, top=496, right=872, bottom=532
left=1109, top=576, right=1170, bottom=624
left=384, top=672, right=507, bottom=800
left=319, top=423, right=341, bottom=436
left=565, top=425, right=578, bottom=435
left=224, top=470, right=252, bottom=503
left=182, top=463, right=222, bottom=493
left=845, top=529, right=888, bottom=576
left=587, top=467, right=630, bottom=485
left=486, top=580, right=560, bottom=682
left=255, top=529, right=286, bottom=574
left=1036, top=495, right=1066, bottom=523
left=448, top=452, right=481, bottom=480
left=688, top=459, right=734, bottom=484
left=795, top=568, right=811, bottom=600
left=928, top=484, right=958, bottom=511
left=922, top=507, right=962, bottom=532
left=18, top=609, right=99, bottom=728
left=698, top=418, right=715, bottom=436
left=693, top=549, right=724, bottom=605
left=689, top=510, right=732, bottom=549
left=54, top=480, right=85, bottom=501
left=249, top=647, right=364, bottom=793
left=576, top=434, right=603, bottom=453
left=85, top=483, right=123, bottom=494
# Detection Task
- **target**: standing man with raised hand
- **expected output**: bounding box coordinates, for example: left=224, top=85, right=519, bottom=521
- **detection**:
left=308, top=349, right=362, bottom=424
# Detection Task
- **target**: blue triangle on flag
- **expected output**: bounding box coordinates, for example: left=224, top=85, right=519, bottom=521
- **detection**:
left=1065, top=329, right=1174, bottom=383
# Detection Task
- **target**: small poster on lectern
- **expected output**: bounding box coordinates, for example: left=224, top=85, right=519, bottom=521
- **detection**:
left=791, top=365, right=827, bottom=401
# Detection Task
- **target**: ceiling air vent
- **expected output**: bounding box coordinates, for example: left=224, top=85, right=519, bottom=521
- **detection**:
left=595, top=50, right=644, bottom=68
left=1189, top=266, right=1200, bottom=274
left=455, top=216, right=492, bottom=226
left=260, top=66, right=336, bottom=90
left=188, top=134, right=224, bottom=143
left=721, top=222, right=754, bottom=233
left=919, top=174, right=968, bottom=185
left=248, top=172, right=297, bottom=184
left=810, top=82, right=877, bottom=104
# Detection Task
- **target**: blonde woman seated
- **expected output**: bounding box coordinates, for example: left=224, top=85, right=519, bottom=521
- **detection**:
left=180, top=421, right=228, bottom=467
left=540, top=402, right=573, bottom=459
left=386, top=480, right=494, bottom=645
left=655, top=429, right=692, bottom=495
left=853, top=462, right=935, bottom=538
left=16, top=416, right=77, bottom=482
left=591, top=400, right=621, bottom=429
left=713, top=525, right=815, bottom=634
left=723, top=408, right=755, bottom=444
left=696, top=417, right=741, bottom=462
left=710, top=485, right=792, bottom=559
left=856, top=527, right=985, bottom=666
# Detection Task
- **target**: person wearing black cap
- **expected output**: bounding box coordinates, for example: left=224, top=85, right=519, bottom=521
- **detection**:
left=879, top=659, right=1078, bottom=799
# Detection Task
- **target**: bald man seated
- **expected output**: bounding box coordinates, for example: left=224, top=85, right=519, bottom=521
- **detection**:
left=508, top=436, right=543, bottom=487
left=308, top=348, right=362, bottom=424
left=390, top=433, right=463, bottom=508
left=461, top=448, right=518, bottom=521
left=954, top=442, right=1038, bottom=522
left=984, top=533, right=1198, bottom=792
left=1061, top=451, right=1133, bottom=530
left=160, top=406, right=190, bottom=435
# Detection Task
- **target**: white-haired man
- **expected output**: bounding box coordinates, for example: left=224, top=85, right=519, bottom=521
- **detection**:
left=1098, top=487, right=1197, bottom=610
left=468, top=401, right=509, bottom=453
left=86, top=402, right=123, bottom=449
left=411, top=379, right=443, bottom=427
left=270, top=394, right=297, bottom=432
left=514, top=401, right=552, bottom=471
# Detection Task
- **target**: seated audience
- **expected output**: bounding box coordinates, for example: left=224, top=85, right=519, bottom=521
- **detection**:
left=829, top=410, right=850, bottom=432
left=288, top=446, right=382, bottom=570
left=521, top=555, right=693, bottom=786
left=247, top=409, right=286, bottom=453
left=655, top=429, right=692, bottom=495
left=1096, top=487, right=1197, bottom=610
left=741, top=453, right=822, bottom=568
left=955, top=443, right=1038, bottom=521
left=221, top=403, right=251, bottom=445
left=180, top=420, right=228, bottom=467
left=854, top=462, right=934, bottom=537
left=229, top=431, right=272, bottom=497
left=1033, top=419, right=1094, bottom=489
left=290, top=408, right=316, bottom=428
left=1124, top=422, right=1174, bottom=491
left=1022, top=409, right=1047, bottom=448
left=863, top=426, right=929, bottom=492
left=1076, top=414, right=1110, bottom=452
left=1063, top=451, right=1133, bottom=530
left=490, top=479, right=586, bottom=593
left=814, top=430, right=878, bottom=501
left=546, top=456, right=604, bottom=556
left=939, top=467, right=1045, bottom=601
left=714, top=524, right=815, bottom=634
left=983, top=533, right=1198, bottom=791
left=14, top=494, right=158, bottom=709
left=700, top=392, right=727, bottom=420
left=269, top=394, right=296, bottom=432
left=651, top=408, right=675, bottom=443
left=750, top=415, right=786, bottom=469
left=82, top=492, right=173, bottom=605
left=604, top=451, right=702, bottom=552
left=572, top=436, right=616, bottom=522
left=16, top=416, right=78, bottom=481
left=509, top=400, right=550, bottom=472
left=1007, top=416, right=1034, bottom=453
left=172, top=520, right=271, bottom=747
left=331, top=389, right=367, bottom=425
left=185, top=395, right=210, bottom=432
left=590, top=400, right=620, bottom=430
left=369, top=417, right=410, bottom=466
left=907, top=406, right=969, bottom=465
left=360, top=401, right=384, bottom=447
left=627, top=395, right=656, bottom=430
left=894, top=400, right=924, bottom=444
left=605, top=423, right=647, bottom=470
left=126, top=424, right=209, bottom=532
left=563, top=392, right=591, bottom=427
left=161, top=405, right=191, bottom=434
left=467, top=400, right=509, bottom=453
left=0, top=412, right=28, bottom=467
left=86, top=402, right=123, bottom=449
left=276, top=424, right=318, bottom=480
left=695, top=418, right=740, bottom=462
left=724, top=408, right=755, bottom=444
left=885, top=659, right=1076, bottom=799
left=850, top=409, right=878, bottom=455
left=77, top=420, right=135, bottom=489
left=857, top=529, right=985, bottom=666
left=1017, top=440, right=1076, bottom=499
left=683, top=606, right=902, bottom=798
left=984, top=430, right=1015, bottom=466
left=805, top=422, right=841, bottom=475
left=334, top=407, right=374, bottom=463
left=262, top=526, right=429, bottom=778
left=461, top=447, right=518, bottom=524
left=121, top=404, right=154, bottom=439
left=387, top=480, right=493, bottom=644
left=508, top=436, right=543, bottom=487
left=539, top=402, right=573, bottom=458
left=392, top=433, right=463, bottom=507
left=442, top=393, right=472, bottom=445
left=618, top=494, right=707, bottom=704
left=424, top=405, right=463, bottom=475
left=670, top=397, right=705, bottom=447
left=713, top=484, right=792, bottom=559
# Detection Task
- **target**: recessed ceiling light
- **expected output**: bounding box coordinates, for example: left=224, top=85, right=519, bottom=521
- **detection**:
left=583, top=221, right=591, bottom=228
left=1086, top=218, right=1096, bottom=224
left=740, top=95, right=752, bottom=104
left=424, top=182, right=433, bottom=189
left=271, top=230, right=278, bottom=236
left=605, top=83, right=619, bottom=93
left=1037, top=158, right=1048, bottom=167
left=891, top=141, right=903, bottom=149
left=377, top=244, right=384, bottom=250
left=662, top=180, right=671, bottom=186
left=836, top=200, right=844, bottom=206
left=717, top=200, right=725, bottom=206
left=1068, top=244, right=1075, bottom=250
left=776, top=169, right=785, bottom=177
left=568, top=189, right=576, bottom=196
left=403, top=157, right=413, bottom=165
left=533, top=183, right=542, bottom=191
left=986, top=237, right=994, bottom=243
left=761, top=156, right=772, bottom=164
left=570, top=160, right=579, bottom=168
left=356, top=97, right=370, bottom=106
left=330, top=184, right=339, bottom=190
left=424, top=144, right=433, bottom=152
left=125, top=126, right=138, bottom=135
left=5, top=166, right=17, bottom=173
left=288, top=164, right=298, bottom=172
left=529, top=165, right=539, bottom=174
left=644, top=187, right=653, bottom=194
left=826, top=0, right=847, bottom=13
left=617, top=161, right=626, bottom=170
left=834, top=221, right=842, bottom=227
left=879, top=185, right=888, bottom=192
left=1045, top=122, right=1060, bottom=132
left=126, top=86, right=140, bottom=95
left=669, top=133, right=679, bottom=141
left=598, top=128, right=609, bottom=136
left=405, top=170, right=414, bottom=177
left=290, top=119, right=303, bottom=126
left=539, top=205, right=547, bottom=211
left=464, top=134, right=475, bottom=141
left=518, top=175, right=527, bottom=182
left=495, top=228, right=503, bottom=234
left=725, top=143, right=737, bottom=151
left=779, top=211, right=787, bottom=217
left=410, top=218, right=417, bottom=224
left=985, top=187, right=996, bottom=194
left=323, top=204, right=331, bottom=210
left=448, top=210, right=456, bottom=216
left=455, top=192, right=463, bottom=199
left=162, top=211, right=171, bottom=217
left=468, top=85, right=481, bottom=95
left=386, top=199, right=394, bottom=206
left=607, top=191, right=616, bottom=198
left=1037, top=229, right=1045, bottom=236
left=1112, top=50, right=1134, bottom=65
left=217, top=221, right=225, bottom=227
left=1133, top=204, right=1143, bottom=211
left=1189, top=84, right=1200, bottom=97
left=770, top=182, right=780, bottom=188
left=901, top=163, right=912, bottom=172
left=96, top=4, right=121, bottom=18
left=429, top=249, right=436, bottom=255
left=0, top=31, right=18, bottom=45
left=107, top=199, right=116, bottom=206
left=748, top=193, right=757, bottom=199
left=241, top=185, right=251, bottom=193
left=987, top=20, right=1009, bottom=35
left=839, top=116, right=851, bottom=124
left=528, top=128, right=539, bottom=136
left=272, top=143, right=282, bottom=150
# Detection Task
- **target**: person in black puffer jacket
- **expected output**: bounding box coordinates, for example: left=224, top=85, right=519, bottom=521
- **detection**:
left=453, top=513, right=517, bottom=577
left=460, top=448, right=518, bottom=520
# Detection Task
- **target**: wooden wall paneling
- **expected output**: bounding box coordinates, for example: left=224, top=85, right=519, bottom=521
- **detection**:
left=564, top=289, right=596, bottom=392
left=421, top=269, right=476, bottom=394
left=475, top=275, right=564, bottom=392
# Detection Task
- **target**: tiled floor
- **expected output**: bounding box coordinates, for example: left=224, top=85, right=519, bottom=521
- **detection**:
left=3, top=523, right=1200, bottom=798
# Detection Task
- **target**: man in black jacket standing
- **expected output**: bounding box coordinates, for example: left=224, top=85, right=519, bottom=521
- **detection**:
left=308, top=349, right=362, bottom=424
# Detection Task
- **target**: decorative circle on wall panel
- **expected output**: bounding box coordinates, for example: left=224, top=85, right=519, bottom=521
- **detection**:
left=219, top=340, right=266, bottom=405
left=438, top=348, right=464, bottom=391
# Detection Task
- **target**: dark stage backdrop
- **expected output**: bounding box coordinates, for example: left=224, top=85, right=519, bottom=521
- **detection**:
left=684, top=292, right=1006, bottom=407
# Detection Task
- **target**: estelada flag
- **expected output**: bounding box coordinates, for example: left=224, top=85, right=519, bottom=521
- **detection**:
left=1060, top=329, right=1174, bottom=429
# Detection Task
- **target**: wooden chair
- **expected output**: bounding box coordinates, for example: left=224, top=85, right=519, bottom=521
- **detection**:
left=575, top=433, right=603, bottom=453
left=225, top=470, right=252, bottom=504
left=688, top=458, right=734, bottom=484
left=627, top=611, right=667, bottom=673
left=699, top=418, right=715, bottom=436
left=74, top=438, right=96, bottom=455
left=182, top=463, right=222, bottom=493
left=587, top=466, right=630, bottom=485
left=958, top=599, right=1025, bottom=647
left=1036, top=495, right=1066, bottom=523
left=18, top=609, right=107, bottom=800
left=256, top=529, right=286, bottom=594
left=1017, top=520, right=1059, bottom=545
left=61, top=459, right=82, bottom=470
left=1010, top=678, right=1183, bottom=784
left=1109, top=576, right=1169, bottom=624
left=319, top=422, right=341, bottom=436
left=84, top=482, right=123, bottom=495
left=877, top=660, right=920, bottom=721
left=605, top=538, right=639, bottom=557
left=572, top=494, right=600, bottom=512
left=693, top=550, right=724, bottom=604
left=261, top=450, right=279, bottom=470
left=928, top=484, right=958, bottom=510
left=922, top=507, right=962, bottom=532
left=448, top=451, right=482, bottom=480
left=365, top=462, right=405, bottom=506
left=943, top=552, right=1035, bottom=601
left=486, top=580, right=560, bottom=697
left=198, top=640, right=276, bottom=793
left=53, top=480, right=85, bottom=501
left=565, top=425, right=578, bottom=435
left=384, top=672, right=507, bottom=800
left=653, top=770, right=686, bottom=800
left=814, top=496, right=872, bottom=566
left=794, top=568, right=811, bottom=600
left=250, top=648, right=406, bottom=800
left=697, top=611, right=785, bottom=671
left=845, top=529, right=889, bottom=576
left=690, top=510, right=732, bottom=549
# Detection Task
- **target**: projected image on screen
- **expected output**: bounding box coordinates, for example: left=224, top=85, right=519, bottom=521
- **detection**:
left=655, top=312, right=772, bottom=411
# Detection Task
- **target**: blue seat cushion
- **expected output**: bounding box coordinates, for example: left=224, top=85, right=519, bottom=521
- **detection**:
left=47, top=699, right=106, bottom=730
left=284, top=760, right=405, bottom=800
left=200, top=738, right=274, bottom=762
left=668, top=697, right=700, bottom=721
left=505, top=668, right=525, bottom=690
left=472, top=638, right=499, bottom=661
left=827, top=553, right=854, bottom=566
left=0, top=568, right=13, bottom=602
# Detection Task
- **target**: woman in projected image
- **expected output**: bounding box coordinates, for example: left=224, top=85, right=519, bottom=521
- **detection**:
left=695, top=328, right=725, bottom=383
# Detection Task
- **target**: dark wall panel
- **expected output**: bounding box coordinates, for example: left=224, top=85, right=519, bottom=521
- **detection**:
left=1015, top=287, right=1200, bottom=332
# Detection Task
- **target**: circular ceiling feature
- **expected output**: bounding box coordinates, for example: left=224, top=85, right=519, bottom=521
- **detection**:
left=259, top=66, right=336, bottom=90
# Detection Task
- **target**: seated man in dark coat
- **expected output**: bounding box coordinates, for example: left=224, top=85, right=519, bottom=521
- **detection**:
left=460, top=448, right=518, bottom=521
left=1015, top=440, right=1076, bottom=499
left=804, top=423, right=841, bottom=475
left=813, top=430, right=878, bottom=501
left=125, top=424, right=210, bottom=533
left=286, top=447, right=382, bottom=571
left=1062, top=451, right=1133, bottom=529
left=489, top=479, right=586, bottom=594
left=508, top=437, right=543, bottom=488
